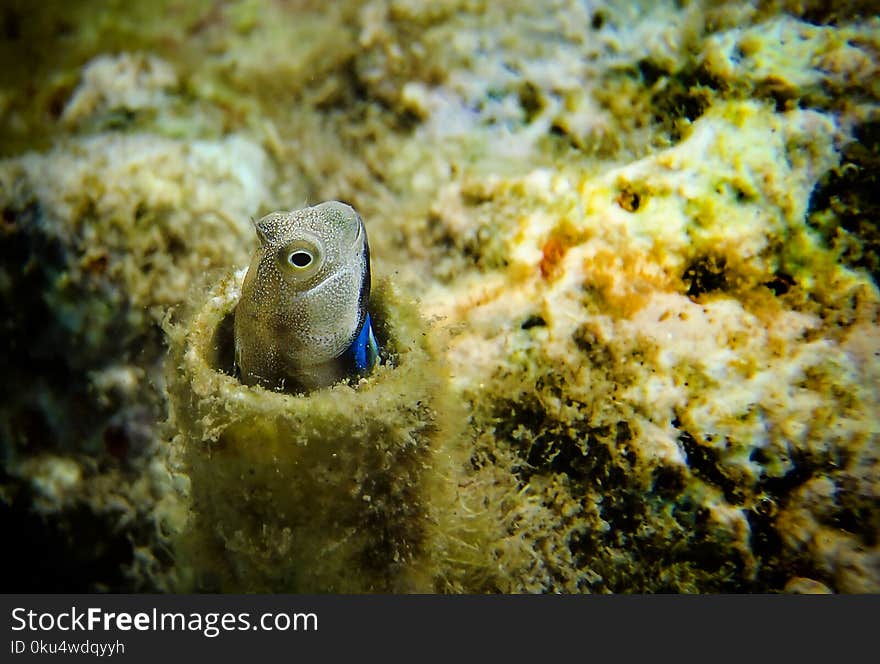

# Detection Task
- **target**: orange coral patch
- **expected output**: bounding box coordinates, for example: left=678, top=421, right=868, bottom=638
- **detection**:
left=540, top=236, right=568, bottom=279
left=582, top=247, right=678, bottom=318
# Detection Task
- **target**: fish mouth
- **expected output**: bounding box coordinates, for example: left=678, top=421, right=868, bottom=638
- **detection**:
left=352, top=216, right=365, bottom=248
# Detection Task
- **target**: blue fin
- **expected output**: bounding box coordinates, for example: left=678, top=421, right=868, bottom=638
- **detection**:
left=350, top=312, right=379, bottom=373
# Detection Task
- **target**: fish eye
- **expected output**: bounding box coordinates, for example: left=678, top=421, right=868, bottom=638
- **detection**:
left=288, top=250, right=313, bottom=268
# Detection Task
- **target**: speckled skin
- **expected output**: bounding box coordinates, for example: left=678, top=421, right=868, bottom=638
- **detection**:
left=234, top=201, right=370, bottom=390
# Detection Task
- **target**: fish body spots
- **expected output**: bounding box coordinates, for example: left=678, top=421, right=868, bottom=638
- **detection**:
left=234, top=201, right=377, bottom=391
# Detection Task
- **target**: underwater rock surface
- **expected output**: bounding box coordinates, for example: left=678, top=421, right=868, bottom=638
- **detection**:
left=0, top=0, right=878, bottom=592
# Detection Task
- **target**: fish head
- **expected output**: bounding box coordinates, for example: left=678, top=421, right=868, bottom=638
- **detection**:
left=254, top=201, right=366, bottom=293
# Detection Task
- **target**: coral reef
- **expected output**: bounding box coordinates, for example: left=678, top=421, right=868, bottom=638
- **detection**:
left=0, top=0, right=877, bottom=592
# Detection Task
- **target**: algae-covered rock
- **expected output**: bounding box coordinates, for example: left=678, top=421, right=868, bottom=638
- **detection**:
left=416, top=96, right=880, bottom=592
left=0, top=51, right=274, bottom=590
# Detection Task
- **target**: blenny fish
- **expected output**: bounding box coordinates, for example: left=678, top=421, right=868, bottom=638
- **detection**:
left=234, top=201, right=379, bottom=391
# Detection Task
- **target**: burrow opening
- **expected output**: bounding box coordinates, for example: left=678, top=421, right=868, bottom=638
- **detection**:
left=210, top=292, right=398, bottom=392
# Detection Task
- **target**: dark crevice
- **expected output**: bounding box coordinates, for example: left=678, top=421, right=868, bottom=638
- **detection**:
left=807, top=120, right=880, bottom=285
left=683, top=255, right=728, bottom=298
left=0, top=489, right=137, bottom=592
left=676, top=428, right=744, bottom=505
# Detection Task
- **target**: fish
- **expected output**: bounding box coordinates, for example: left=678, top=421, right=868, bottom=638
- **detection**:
left=233, top=201, right=379, bottom=391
